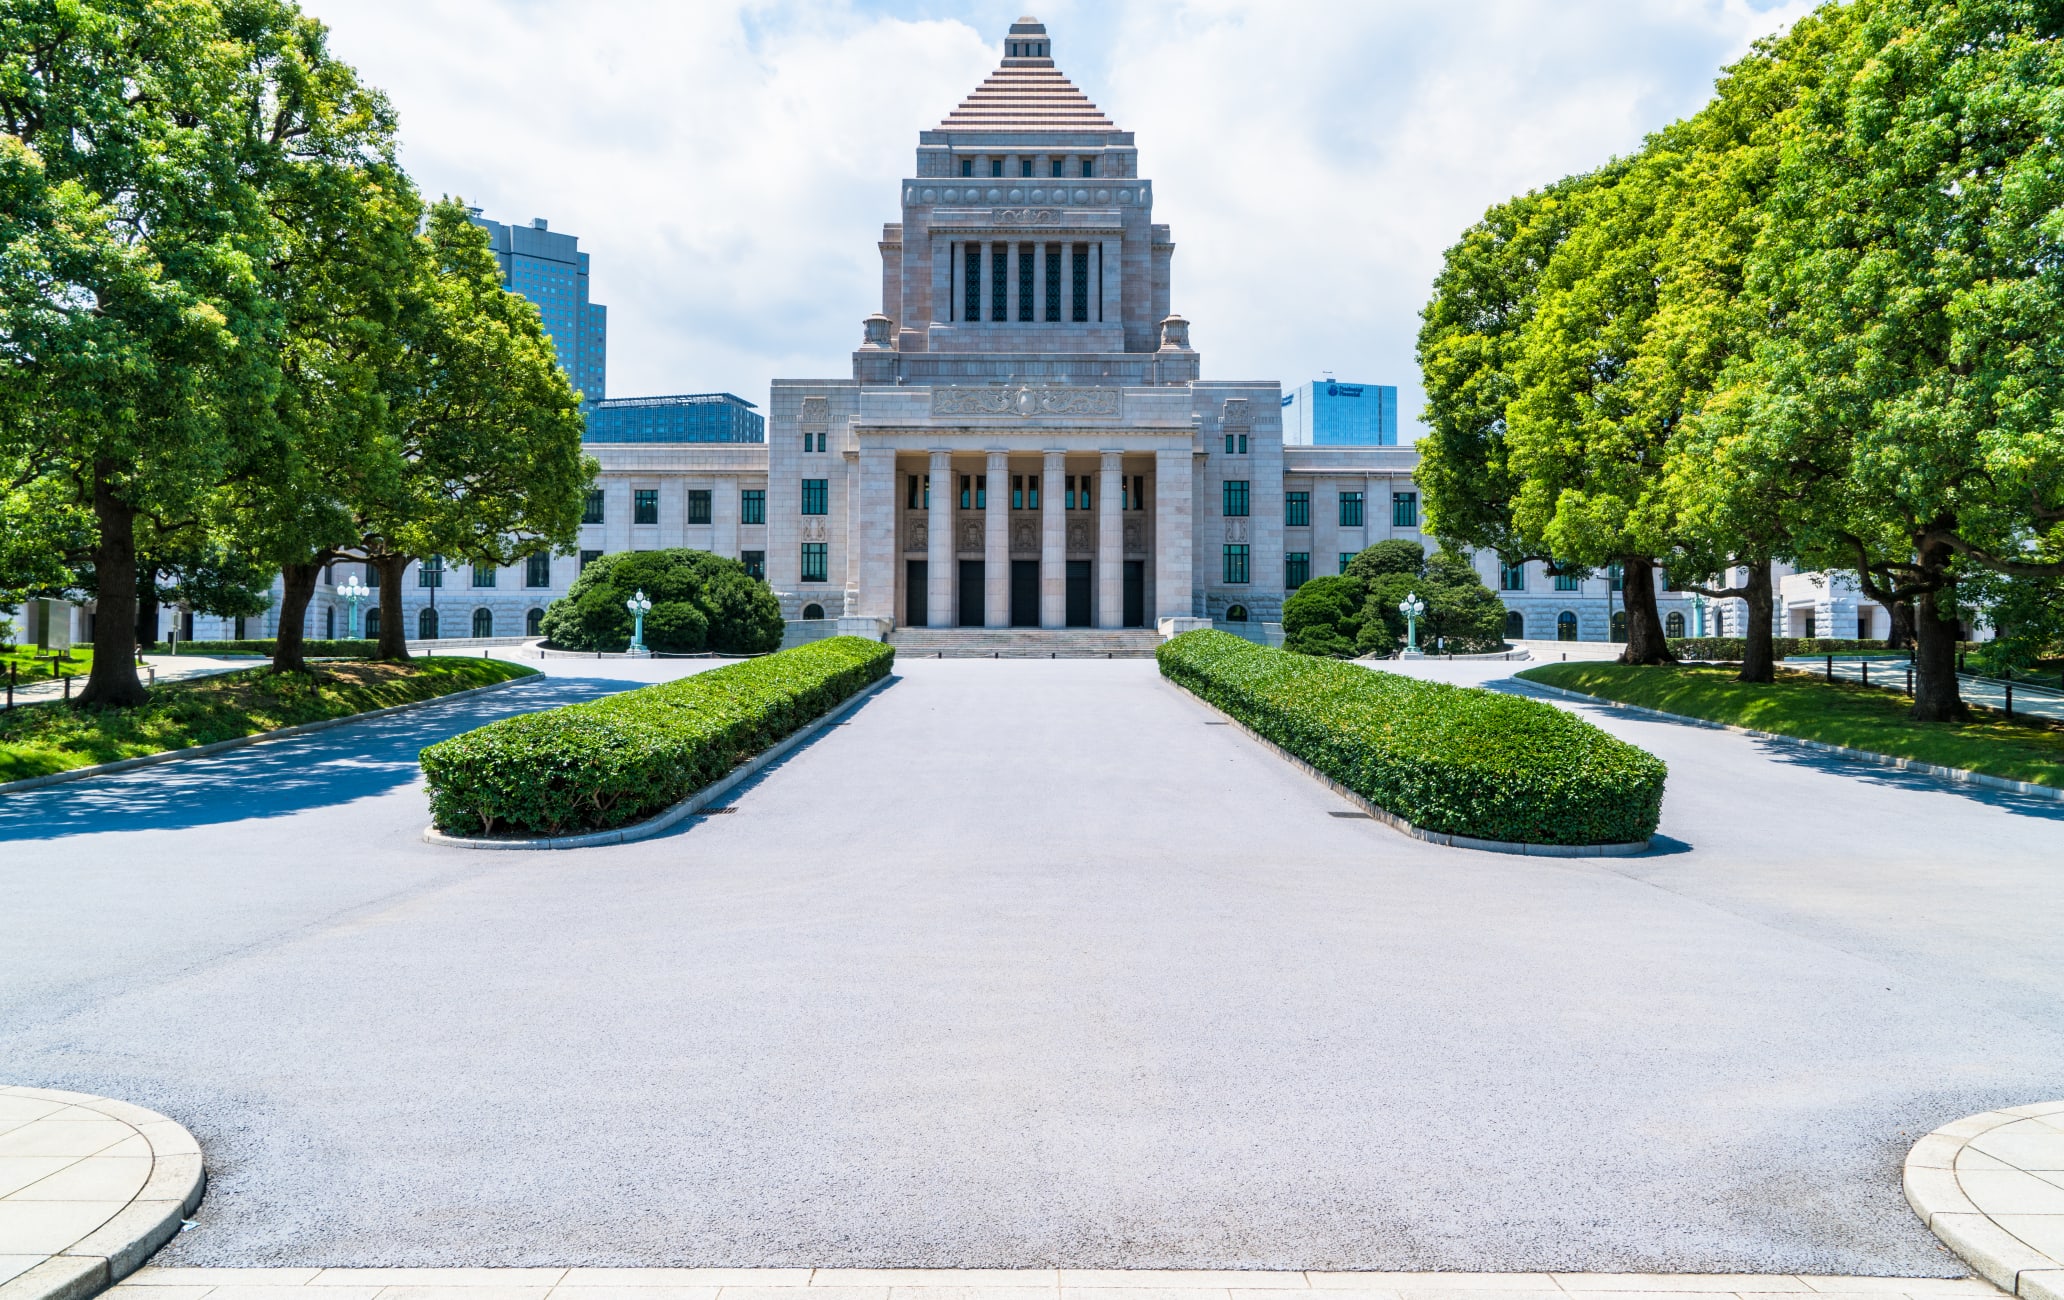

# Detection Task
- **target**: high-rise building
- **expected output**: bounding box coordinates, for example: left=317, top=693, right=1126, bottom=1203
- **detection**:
left=584, top=393, right=765, bottom=443
left=1282, top=379, right=1399, bottom=446
left=469, top=211, right=608, bottom=402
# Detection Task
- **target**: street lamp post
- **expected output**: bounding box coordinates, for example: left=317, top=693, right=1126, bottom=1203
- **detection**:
left=339, top=575, right=370, bottom=639
left=626, top=589, right=653, bottom=656
left=1689, top=590, right=1708, bottom=639
left=1399, top=592, right=1427, bottom=659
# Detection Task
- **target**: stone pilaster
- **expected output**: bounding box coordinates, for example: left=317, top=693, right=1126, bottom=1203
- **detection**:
left=1041, top=449, right=1066, bottom=627
left=985, top=450, right=1010, bottom=627
left=857, top=445, right=897, bottom=623
left=1155, top=447, right=1192, bottom=621
left=928, top=448, right=954, bottom=627
left=1097, top=450, right=1123, bottom=627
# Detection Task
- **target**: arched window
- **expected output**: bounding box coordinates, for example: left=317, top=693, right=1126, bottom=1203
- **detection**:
left=1225, top=604, right=1248, bottom=622
left=801, top=603, right=825, bottom=621
left=526, top=608, right=544, bottom=637
left=324, top=606, right=335, bottom=639
left=472, top=608, right=494, bottom=638
left=1715, top=606, right=1728, bottom=636
left=365, top=608, right=380, bottom=640
left=1557, top=611, right=1578, bottom=642
left=1666, top=611, right=1686, bottom=638
left=418, top=607, right=439, bottom=640
left=1505, top=610, right=1525, bottom=641
left=1610, top=610, right=1628, bottom=643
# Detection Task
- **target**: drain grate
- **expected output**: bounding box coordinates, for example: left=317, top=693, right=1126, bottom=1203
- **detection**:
left=1203, top=721, right=1230, bottom=726
left=1329, top=810, right=1372, bottom=819
left=700, top=807, right=738, bottom=815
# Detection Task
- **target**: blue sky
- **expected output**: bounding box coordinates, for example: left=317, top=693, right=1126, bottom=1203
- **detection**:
left=300, top=0, right=1816, bottom=438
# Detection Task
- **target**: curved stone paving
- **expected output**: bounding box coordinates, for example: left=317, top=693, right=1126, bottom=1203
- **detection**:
left=0, top=1088, right=205, bottom=1300
left=1905, top=1103, right=2064, bottom=1300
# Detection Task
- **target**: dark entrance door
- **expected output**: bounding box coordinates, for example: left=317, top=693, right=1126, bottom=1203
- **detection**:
left=906, top=560, right=927, bottom=627
left=1066, top=560, right=1092, bottom=627
left=1123, top=560, right=1146, bottom=628
left=958, top=560, right=984, bottom=627
left=1010, top=561, right=1039, bottom=627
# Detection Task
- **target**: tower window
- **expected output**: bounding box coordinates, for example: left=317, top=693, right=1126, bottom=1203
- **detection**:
left=1052, top=159, right=1066, bottom=178
left=1082, top=158, right=1095, bottom=178
left=1018, top=244, right=1035, bottom=322
left=1072, top=244, right=1089, bottom=322
left=991, top=158, right=1003, bottom=178
left=992, top=244, right=1008, bottom=321
left=961, top=158, right=973, bottom=177
left=965, top=243, right=982, bottom=322
left=1021, top=160, right=1033, bottom=178
left=1045, top=242, right=1062, bottom=321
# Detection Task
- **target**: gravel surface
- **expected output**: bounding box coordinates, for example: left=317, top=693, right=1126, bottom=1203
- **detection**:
left=3, top=654, right=2059, bottom=1272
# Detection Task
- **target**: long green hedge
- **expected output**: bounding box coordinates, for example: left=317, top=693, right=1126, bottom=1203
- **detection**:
left=1158, top=630, right=1666, bottom=846
left=421, top=636, right=894, bottom=837
left=1667, top=636, right=1887, bottom=660
left=170, top=639, right=377, bottom=657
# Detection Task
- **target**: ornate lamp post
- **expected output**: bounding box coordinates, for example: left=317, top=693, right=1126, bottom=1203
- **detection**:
left=1399, top=592, right=1427, bottom=659
left=1689, top=590, right=1708, bottom=639
left=338, top=575, right=370, bottom=639
left=625, top=589, right=653, bottom=656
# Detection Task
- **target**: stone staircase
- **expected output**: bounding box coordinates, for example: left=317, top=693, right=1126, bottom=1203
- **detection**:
left=885, top=627, right=1164, bottom=659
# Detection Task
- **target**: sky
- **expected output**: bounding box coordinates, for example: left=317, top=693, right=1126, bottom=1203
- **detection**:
left=298, top=0, right=1818, bottom=440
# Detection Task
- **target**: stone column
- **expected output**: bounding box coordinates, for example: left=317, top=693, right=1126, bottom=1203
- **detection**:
left=1097, top=451, right=1123, bottom=627
left=1154, top=446, right=1192, bottom=621
left=857, top=445, right=897, bottom=622
left=928, top=449, right=954, bottom=627
left=985, top=449, right=1010, bottom=627
left=1314, top=479, right=1339, bottom=579
left=1040, top=449, right=1066, bottom=627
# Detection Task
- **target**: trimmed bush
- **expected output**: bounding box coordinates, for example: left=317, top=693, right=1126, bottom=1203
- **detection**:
left=540, top=549, right=781, bottom=655
left=1668, top=636, right=1887, bottom=660
left=171, top=639, right=378, bottom=657
left=421, top=636, right=894, bottom=837
left=1158, top=630, right=1666, bottom=845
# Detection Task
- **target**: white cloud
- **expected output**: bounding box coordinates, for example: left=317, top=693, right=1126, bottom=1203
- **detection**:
left=301, top=0, right=1817, bottom=435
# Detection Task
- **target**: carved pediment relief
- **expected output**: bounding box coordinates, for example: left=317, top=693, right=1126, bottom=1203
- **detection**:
left=932, top=386, right=1122, bottom=419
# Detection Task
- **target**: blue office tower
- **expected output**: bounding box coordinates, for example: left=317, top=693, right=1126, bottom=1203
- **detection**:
left=583, top=393, right=766, bottom=443
left=1281, top=379, right=1399, bottom=446
left=469, top=211, right=608, bottom=402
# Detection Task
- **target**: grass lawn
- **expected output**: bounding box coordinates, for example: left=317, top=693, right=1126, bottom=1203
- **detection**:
left=1519, top=661, right=2064, bottom=790
left=1, top=645, right=95, bottom=685
left=0, top=657, right=535, bottom=783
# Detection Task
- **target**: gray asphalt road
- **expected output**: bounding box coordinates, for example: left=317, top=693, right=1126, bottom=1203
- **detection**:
left=3, top=655, right=2059, bottom=1273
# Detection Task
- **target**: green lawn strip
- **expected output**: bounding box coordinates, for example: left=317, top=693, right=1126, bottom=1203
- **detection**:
left=0, top=657, right=535, bottom=783
left=1518, top=662, right=2064, bottom=790
left=1, top=646, right=96, bottom=685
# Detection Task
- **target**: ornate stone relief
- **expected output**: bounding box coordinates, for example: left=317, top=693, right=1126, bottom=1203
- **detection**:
left=1067, top=520, right=1090, bottom=554
left=908, top=519, right=928, bottom=552
left=1123, top=520, right=1144, bottom=555
left=799, top=396, right=829, bottom=428
left=802, top=519, right=828, bottom=542
left=1011, top=520, right=1037, bottom=554
left=959, top=519, right=983, bottom=553
left=932, top=386, right=1122, bottom=418
left=992, top=207, right=1062, bottom=224
left=1225, top=520, right=1248, bottom=544
left=1221, top=397, right=1251, bottom=429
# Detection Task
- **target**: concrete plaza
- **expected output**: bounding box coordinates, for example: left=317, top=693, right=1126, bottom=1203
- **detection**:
left=1, top=655, right=2060, bottom=1272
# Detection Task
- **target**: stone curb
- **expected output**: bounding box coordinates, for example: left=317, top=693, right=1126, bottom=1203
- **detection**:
left=0, top=673, right=541, bottom=798
left=1903, top=1102, right=2064, bottom=1299
left=1514, top=678, right=2064, bottom=804
left=423, top=674, right=895, bottom=851
left=0, top=1086, right=207, bottom=1300
left=1166, top=682, right=1651, bottom=858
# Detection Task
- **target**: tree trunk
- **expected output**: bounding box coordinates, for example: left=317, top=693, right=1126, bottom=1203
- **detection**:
left=1739, top=559, right=1775, bottom=684
left=1887, top=599, right=1915, bottom=650
left=136, top=562, right=160, bottom=649
left=1617, top=555, right=1676, bottom=665
left=373, top=554, right=412, bottom=661
left=78, top=468, right=150, bottom=708
left=272, top=560, right=325, bottom=674
left=1909, top=583, right=1968, bottom=722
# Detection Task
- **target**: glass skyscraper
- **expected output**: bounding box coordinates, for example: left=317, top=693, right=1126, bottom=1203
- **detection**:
left=469, top=211, right=608, bottom=402
left=1281, top=379, right=1400, bottom=446
left=584, top=393, right=766, bottom=443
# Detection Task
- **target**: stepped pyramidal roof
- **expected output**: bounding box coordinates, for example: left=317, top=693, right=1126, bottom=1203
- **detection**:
left=938, top=16, right=1118, bottom=132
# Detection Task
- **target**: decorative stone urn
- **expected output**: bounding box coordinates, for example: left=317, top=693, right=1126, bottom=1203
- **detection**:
left=861, top=312, right=895, bottom=349
left=1158, top=314, right=1192, bottom=352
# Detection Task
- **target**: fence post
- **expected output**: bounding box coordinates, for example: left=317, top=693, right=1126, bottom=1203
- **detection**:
left=1825, top=654, right=1833, bottom=682
left=63, top=671, right=71, bottom=701
left=1906, top=665, right=1914, bottom=697
left=2005, top=682, right=2013, bottom=718
left=1862, top=660, right=1869, bottom=687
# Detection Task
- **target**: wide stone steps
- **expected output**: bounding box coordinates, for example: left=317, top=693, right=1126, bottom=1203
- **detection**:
left=886, top=628, right=1163, bottom=658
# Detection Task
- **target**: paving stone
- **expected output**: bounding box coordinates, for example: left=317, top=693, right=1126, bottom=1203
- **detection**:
left=3, top=1155, right=151, bottom=1201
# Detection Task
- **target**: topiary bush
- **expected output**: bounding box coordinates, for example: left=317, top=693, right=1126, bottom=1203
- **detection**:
left=1159, top=630, right=1665, bottom=845
left=421, top=636, right=893, bottom=837
left=540, top=549, right=782, bottom=655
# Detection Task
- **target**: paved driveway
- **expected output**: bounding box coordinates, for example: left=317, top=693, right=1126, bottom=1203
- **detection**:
left=2, top=656, right=2059, bottom=1272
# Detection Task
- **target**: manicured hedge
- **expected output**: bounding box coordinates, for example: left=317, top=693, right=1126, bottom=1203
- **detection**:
left=1158, top=630, right=1666, bottom=846
left=1668, top=636, right=1887, bottom=660
left=421, top=635, right=894, bottom=837
left=171, top=639, right=378, bottom=657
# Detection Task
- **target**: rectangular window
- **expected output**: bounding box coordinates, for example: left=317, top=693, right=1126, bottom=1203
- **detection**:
left=1392, top=491, right=1419, bottom=527
left=1131, top=475, right=1145, bottom=510
left=1020, top=159, right=1033, bottom=178
left=740, top=489, right=765, bottom=525
left=579, top=549, right=602, bottom=571
left=1555, top=570, right=1582, bottom=592
left=800, top=542, right=828, bottom=583
left=961, top=157, right=973, bottom=177
left=1082, top=158, right=1096, bottom=177
left=991, top=158, right=1003, bottom=177
left=582, top=489, right=604, bottom=524
left=1052, top=159, right=1065, bottom=178
left=960, top=474, right=972, bottom=510
left=1018, top=243, right=1035, bottom=321
left=1339, top=491, right=1364, bottom=528
left=687, top=489, right=712, bottom=525
left=906, top=473, right=929, bottom=510
left=634, top=489, right=658, bottom=525
left=976, top=474, right=987, bottom=509
left=965, top=243, right=982, bottom=322
left=1609, top=562, right=1624, bottom=591
left=1012, top=474, right=1023, bottom=510
left=1029, top=475, right=1039, bottom=509
left=1222, top=480, right=1250, bottom=517
left=1223, top=544, right=1250, bottom=584
left=1286, top=552, right=1311, bottom=589
left=1500, top=561, right=1526, bottom=592
left=801, top=478, right=828, bottom=515
left=418, top=556, right=443, bottom=588
left=1065, top=476, right=1077, bottom=511
left=741, top=550, right=765, bottom=580
left=526, top=553, right=551, bottom=588
left=992, top=244, right=1008, bottom=321
left=1045, top=242, right=1062, bottom=321
left=1071, top=243, right=1089, bottom=322
left=1285, top=491, right=1310, bottom=527
left=366, top=563, right=381, bottom=589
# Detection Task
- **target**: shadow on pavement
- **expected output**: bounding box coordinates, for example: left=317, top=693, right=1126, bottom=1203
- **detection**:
left=0, top=676, right=644, bottom=841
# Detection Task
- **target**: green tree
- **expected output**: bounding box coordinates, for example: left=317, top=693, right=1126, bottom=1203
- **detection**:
left=1352, top=546, right=1508, bottom=656
left=1280, top=574, right=1364, bottom=658
left=541, top=549, right=781, bottom=655
left=1345, top=539, right=1425, bottom=582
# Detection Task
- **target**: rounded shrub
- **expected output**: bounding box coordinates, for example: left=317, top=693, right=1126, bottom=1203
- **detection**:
left=540, top=549, right=782, bottom=654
